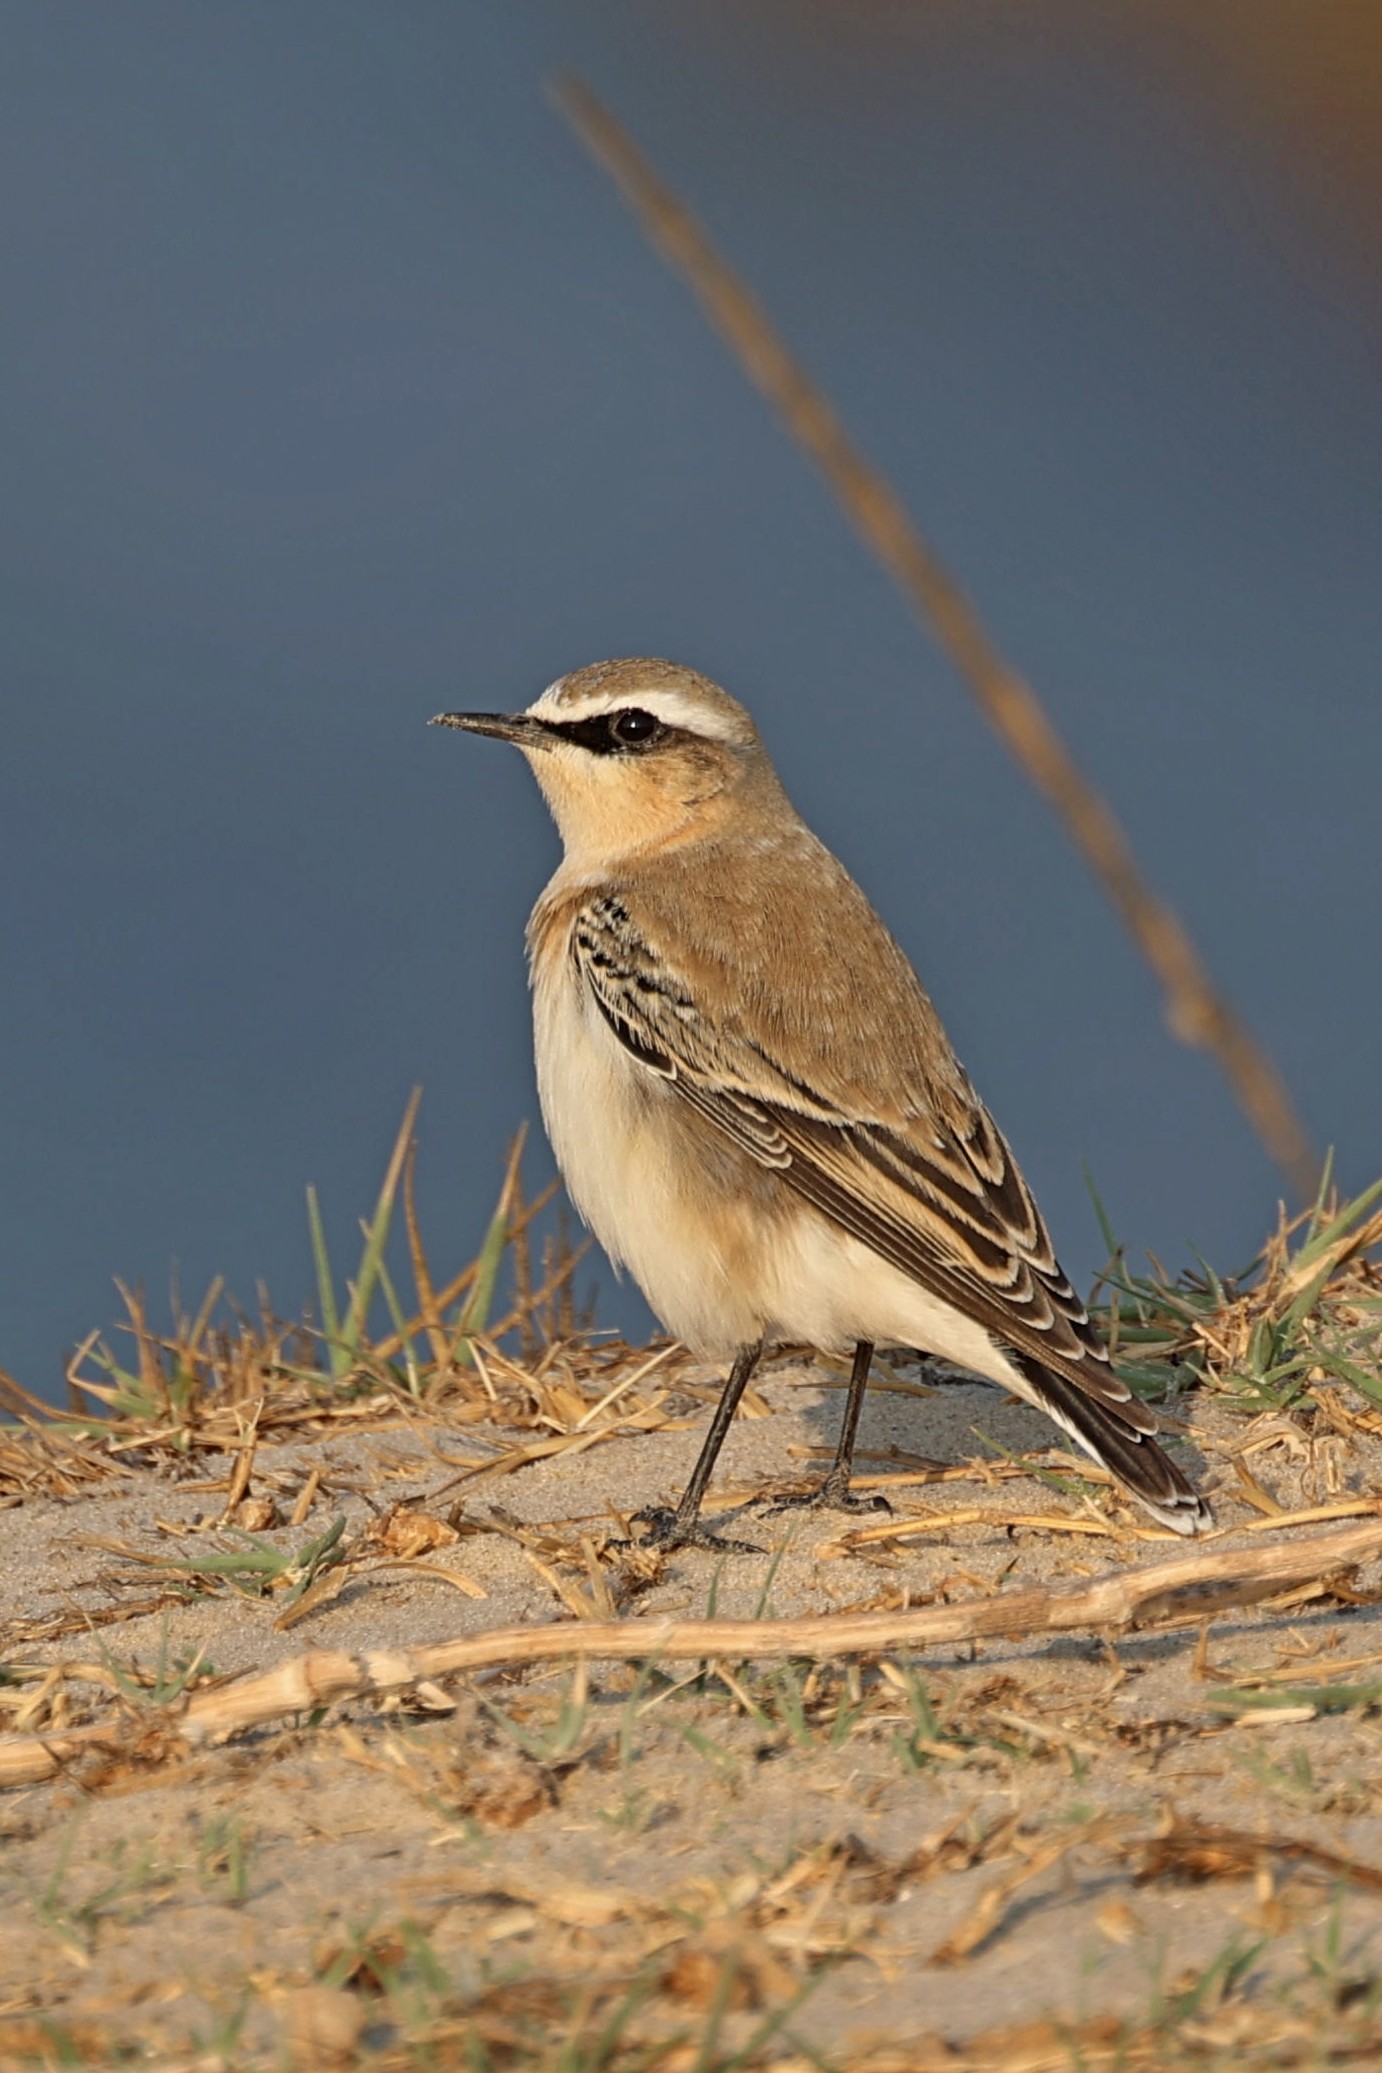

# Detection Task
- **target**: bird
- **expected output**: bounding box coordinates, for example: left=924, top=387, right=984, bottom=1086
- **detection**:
left=431, top=658, right=1209, bottom=1549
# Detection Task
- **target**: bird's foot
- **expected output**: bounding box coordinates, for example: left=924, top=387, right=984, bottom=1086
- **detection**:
left=761, top=1470, right=892, bottom=1518
left=630, top=1505, right=763, bottom=1555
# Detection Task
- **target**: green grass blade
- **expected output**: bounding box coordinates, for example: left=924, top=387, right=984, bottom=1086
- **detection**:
left=1305, top=1145, right=1338, bottom=1244
left=1280, top=1260, right=1342, bottom=1335
left=374, top=1251, right=420, bottom=1394
left=1313, top=1344, right=1382, bottom=1410
left=337, top=1090, right=422, bottom=1374
left=451, top=1199, right=510, bottom=1366
left=1289, top=1173, right=1382, bottom=1281
left=337, top=1199, right=394, bottom=1368
left=305, top=1185, right=343, bottom=1379
left=1208, top=1681, right=1382, bottom=1716
left=1188, top=1246, right=1228, bottom=1308
left=1081, top=1163, right=1121, bottom=1261
left=751, top=1543, right=788, bottom=1621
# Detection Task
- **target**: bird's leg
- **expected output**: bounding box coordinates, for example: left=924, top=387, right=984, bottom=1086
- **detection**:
left=764, top=1340, right=891, bottom=1515
left=634, top=1339, right=765, bottom=1552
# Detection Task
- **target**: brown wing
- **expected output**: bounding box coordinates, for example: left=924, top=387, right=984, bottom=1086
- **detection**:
left=569, top=890, right=1150, bottom=1433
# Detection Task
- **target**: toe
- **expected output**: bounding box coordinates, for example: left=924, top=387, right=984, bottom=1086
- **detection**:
left=632, top=1506, right=762, bottom=1554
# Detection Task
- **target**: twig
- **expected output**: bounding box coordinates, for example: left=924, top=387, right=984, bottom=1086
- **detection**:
left=553, top=77, right=1317, bottom=1199
left=931, top=1819, right=1114, bottom=1964
left=4, top=1518, right=1377, bottom=1789
left=1136, top=1818, right=1382, bottom=1896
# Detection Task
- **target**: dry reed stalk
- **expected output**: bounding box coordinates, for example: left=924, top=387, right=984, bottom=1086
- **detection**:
left=402, top=1135, right=450, bottom=1372
left=371, top=1169, right=559, bottom=1365
left=480, top=1230, right=593, bottom=1346
left=554, top=77, right=1317, bottom=1199
left=4, top=1518, right=1377, bottom=1790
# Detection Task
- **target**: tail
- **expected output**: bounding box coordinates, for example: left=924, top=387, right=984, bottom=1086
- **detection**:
left=1012, top=1353, right=1212, bottom=1536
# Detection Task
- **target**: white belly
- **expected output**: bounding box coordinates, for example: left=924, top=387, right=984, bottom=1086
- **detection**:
left=531, top=960, right=1021, bottom=1391
left=532, top=961, right=765, bottom=1350
left=756, top=1213, right=1017, bottom=1387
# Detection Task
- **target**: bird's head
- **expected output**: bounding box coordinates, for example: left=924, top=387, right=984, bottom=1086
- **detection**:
left=432, top=658, right=781, bottom=868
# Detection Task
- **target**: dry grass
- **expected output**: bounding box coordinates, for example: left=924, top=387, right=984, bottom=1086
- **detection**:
left=0, top=1100, right=688, bottom=1506
left=3, top=1114, right=1382, bottom=2066
left=3, top=1104, right=1375, bottom=1516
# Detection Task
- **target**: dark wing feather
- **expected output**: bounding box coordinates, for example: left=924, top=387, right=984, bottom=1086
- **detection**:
left=570, top=894, right=1148, bottom=1429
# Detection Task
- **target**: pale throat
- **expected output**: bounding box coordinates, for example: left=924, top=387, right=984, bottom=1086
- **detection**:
left=524, top=753, right=718, bottom=871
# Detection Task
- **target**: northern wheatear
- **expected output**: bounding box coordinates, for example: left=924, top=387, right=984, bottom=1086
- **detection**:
left=432, top=659, right=1209, bottom=1548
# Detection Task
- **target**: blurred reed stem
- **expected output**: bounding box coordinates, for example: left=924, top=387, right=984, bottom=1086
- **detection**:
left=555, top=74, right=1318, bottom=1201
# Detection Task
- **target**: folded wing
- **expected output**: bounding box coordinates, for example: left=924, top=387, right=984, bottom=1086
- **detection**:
left=570, top=892, right=1152, bottom=1434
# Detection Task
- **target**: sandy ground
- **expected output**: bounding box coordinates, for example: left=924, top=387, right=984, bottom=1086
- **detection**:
left=4, top=1356, right=1382, bottom=2066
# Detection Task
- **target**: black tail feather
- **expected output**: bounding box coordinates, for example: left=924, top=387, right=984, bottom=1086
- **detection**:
left=1013, top=1354, right=1211, bottom=1534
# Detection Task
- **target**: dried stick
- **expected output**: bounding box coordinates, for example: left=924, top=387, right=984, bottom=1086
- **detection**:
left=4, top=1518, right=1376, bottom=1790
left=553, top=77, right=1317, bottom=1199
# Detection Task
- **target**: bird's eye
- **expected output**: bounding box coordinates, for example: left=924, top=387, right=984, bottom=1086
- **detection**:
left=610, top=707, right=661, bottom=746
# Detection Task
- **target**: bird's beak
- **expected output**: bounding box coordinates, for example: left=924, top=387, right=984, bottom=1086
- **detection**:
left=429, top=710, right=555, bottom=749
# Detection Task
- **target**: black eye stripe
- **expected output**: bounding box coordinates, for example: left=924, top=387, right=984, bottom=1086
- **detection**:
left=545, top=708, right=671, bottom=755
